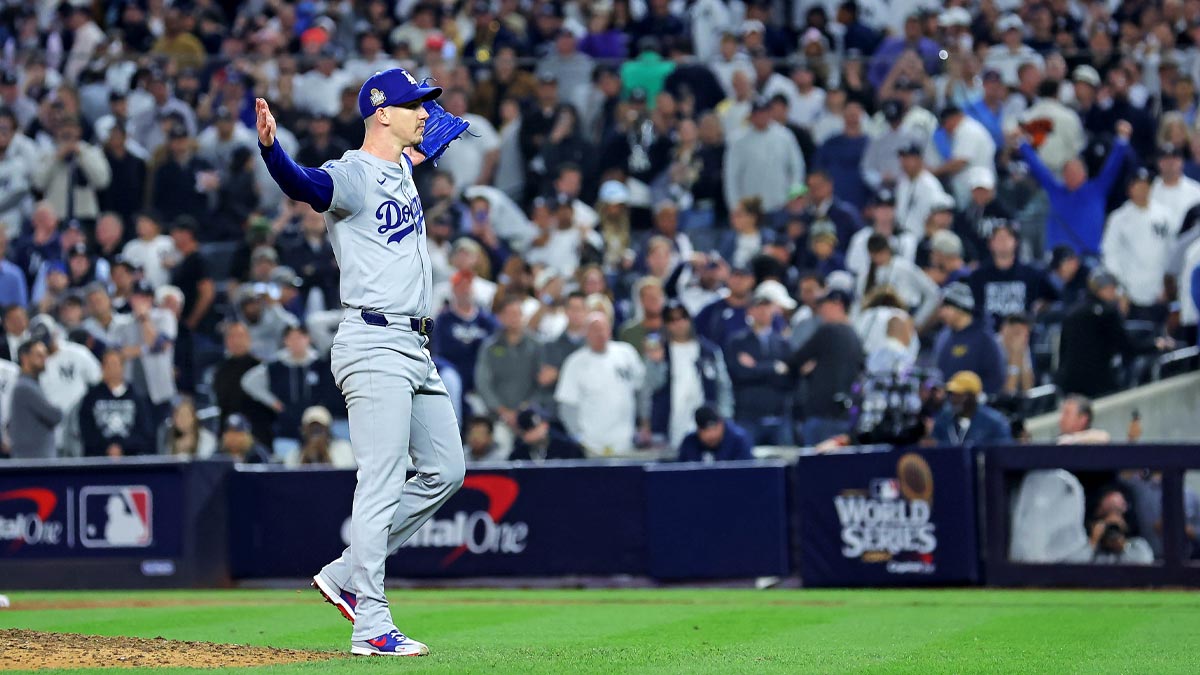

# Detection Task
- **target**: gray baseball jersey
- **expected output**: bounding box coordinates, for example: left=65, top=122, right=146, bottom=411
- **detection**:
left=320, top=150, right=434, bottom=318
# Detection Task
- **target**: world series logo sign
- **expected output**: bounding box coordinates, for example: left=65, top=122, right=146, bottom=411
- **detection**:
left=833, top=452, right=938, bottom=575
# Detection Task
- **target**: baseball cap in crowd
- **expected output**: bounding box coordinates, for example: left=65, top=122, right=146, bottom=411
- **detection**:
left=628, top=87, right=649, bottom=104
left=930, top=230, right=964, bottom=258
left=68, top=242, right=88, bottom=258
left=945, top=370, right=983, bottom=396
left=357, top=68, right=442, bottom=119
left=750, top=95, right=772, bottom=113
left=1159, top=143, right=1185, bottom=159
left=981, top=69, right=1004, bottom=84
left=1131, top=166, right=1155, bottom=183
left=302, top=406, right=333, bottom=428
left=597, top=180, right=630, bottom=205
left=825, top=270, right=856, bottom=293
left=739, top=19, right=765, bottom=36
left=225, top=414, right=252, bottom=433
left=753, top=279, right=798, bottom=310
left=271, top=265, right=302, bottom=288
left=46, top=260, right=68, bottom=276
left=0, top=72, right=17, bottom=86
left=881, top=99, right=904, bottom=122
left=694, top=404, right=722, bottom=430
left=131, top=280, right=155, bottom=297
left=871, top=188, right=896, bottom=206
left=1049, top=245, right=1077, bottom=270
left=1089, top=267, right=1119, bottom=291
left=941, top=281, right=975, bottom=313
left=730, top=263, right=754, bottom=276
left=966, top=166, right=996, bottom=191
left=816, top=287, right=852, bottom=309
left=787, top=183, right=809, bottom=201
left=167, top=124, right=189, bottom=140
left=516, top=405, right=549, bottom=432
left=897, top=139, right=924, bottom=156
left=989, top=219, right=1021, bottom=238
left=252, top=247, right=279, bottom=264
left=810, top=220, right=838, bottom=243
left=939, top=6, right=971, bottom=27
left=1072, top=65, right=1101, bottom=87
left=996, top=14, right=1024, bottom=32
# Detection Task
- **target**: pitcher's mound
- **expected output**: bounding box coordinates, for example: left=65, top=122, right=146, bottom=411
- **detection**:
left=0, top=629, right=339, bottom=670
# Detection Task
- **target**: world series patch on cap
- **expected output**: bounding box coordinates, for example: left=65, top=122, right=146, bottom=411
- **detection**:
left=358, top=68, right=443, bottom=119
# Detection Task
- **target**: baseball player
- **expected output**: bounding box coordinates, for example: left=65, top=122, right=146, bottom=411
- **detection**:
left=257, top=68, right=470, bottom=657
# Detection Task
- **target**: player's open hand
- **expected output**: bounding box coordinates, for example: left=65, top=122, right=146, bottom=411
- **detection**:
left=256, top=98, right=276, bottom=147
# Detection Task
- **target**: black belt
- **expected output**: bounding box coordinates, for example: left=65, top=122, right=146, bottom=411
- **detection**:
left=360, top=310, right=434, bottom=336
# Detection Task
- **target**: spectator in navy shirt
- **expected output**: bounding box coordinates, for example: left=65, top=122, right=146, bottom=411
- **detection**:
left=693, top=265, right=756, bottom=348
left=725, top=283, right=795, bottom=445
left=0, top=230, right=28, bottom=308
left=11, top=202, right=62, bottom=289
left=967, top=221, right=1058, bottom=330
left=932, top=371, right=1013, bottom=446
left=814, top=100, right=870, bottom=210
left=433, top=270, right=498, bottom=400
left=933, top=283, right=1005, bottom=395
left=79, top=350, right=154, bottom=457
left=801, top=170, right=864, bottom=249
left=677, top=405, right=754, bottom=462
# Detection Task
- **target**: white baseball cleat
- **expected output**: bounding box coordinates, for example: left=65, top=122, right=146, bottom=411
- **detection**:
left=311, top=574, right=356, bottom=623
left=351, top=629, right=430, bottom=657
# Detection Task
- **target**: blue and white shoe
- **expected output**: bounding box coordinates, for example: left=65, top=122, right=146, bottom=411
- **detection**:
left=311, top=573, right=357, bottom=623
left=351, top=629, right=430, bottom=657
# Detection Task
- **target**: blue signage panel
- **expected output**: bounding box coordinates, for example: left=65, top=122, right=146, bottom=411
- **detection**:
left=796, top=446, right=979, bottom=587
left=229, top=463, right=648, bottom=578
left=0, top=470, right=185, bottom=559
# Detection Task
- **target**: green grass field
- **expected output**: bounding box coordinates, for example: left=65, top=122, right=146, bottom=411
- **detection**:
left=2, top=588, right=1198, bottom=674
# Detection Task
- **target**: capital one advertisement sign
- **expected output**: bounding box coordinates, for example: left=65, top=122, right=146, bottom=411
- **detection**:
left=0, top=474, right=181, bottom=559
left=231, top=465, right=648, bottom=578
left=797, top=447, right=978, bottom=587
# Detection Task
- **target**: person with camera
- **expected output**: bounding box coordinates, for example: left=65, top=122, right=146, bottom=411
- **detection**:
left=1088, top=488, right=1154, bottom=565
left=296, top=406, right=354, bottom=468
left=30, top=116, right=111, bottom=230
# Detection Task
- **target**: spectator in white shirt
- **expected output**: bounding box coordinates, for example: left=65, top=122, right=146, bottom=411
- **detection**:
left=121, top=212, right=179, bottom=289
left=292, top=48, right=352, bottom=117
left=1150, top=142, right=1200, bottom=237
left=894, top=140, right=951, bottom=234
left=1102, top=167, right=1175, bottom=322
left=555, top=311, right=646, bottom=456
left=436, top=89, right=501, bottom=195
left=928, top=106, right=997, bottom=206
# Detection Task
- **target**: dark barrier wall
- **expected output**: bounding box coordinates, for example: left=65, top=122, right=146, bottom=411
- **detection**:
left=983, top=444, right=1200, bottom=587
left=229, top=463, right=650, bottom=578
left=0, top=458, right=230, bottom=589
left=644, top=462, right=791, bottom=579
left=795, top=446, right=980, bottom=587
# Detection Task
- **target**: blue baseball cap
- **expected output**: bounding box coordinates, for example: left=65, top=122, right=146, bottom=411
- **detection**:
left=357, top=68, right=442, bottom=119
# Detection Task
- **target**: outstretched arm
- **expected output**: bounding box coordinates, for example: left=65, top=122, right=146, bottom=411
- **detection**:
left=256, top=98, right=334, bottom=212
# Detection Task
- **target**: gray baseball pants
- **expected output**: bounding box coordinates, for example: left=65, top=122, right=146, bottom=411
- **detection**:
left=318, top=312, right=465, bottom=641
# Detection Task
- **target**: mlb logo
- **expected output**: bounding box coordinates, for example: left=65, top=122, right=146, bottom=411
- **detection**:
left=870, top=479, right=900, bottom=501
left=79, top=486, right=153, bottom=548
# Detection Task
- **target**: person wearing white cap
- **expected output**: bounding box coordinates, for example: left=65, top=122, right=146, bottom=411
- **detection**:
left=983, top=14, right=1044, bottom=87
left=953, top=166, right=1012, bottom=262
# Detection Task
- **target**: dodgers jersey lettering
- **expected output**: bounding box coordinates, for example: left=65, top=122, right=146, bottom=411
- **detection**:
left=320, top=150, right=433, bottom=317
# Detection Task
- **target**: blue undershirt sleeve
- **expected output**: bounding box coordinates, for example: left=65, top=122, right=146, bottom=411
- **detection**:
left=259, top=141, right=335, bottom=212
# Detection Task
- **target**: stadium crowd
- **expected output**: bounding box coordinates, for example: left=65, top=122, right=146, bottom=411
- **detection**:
left=0, top=0, right=1198, bottom=466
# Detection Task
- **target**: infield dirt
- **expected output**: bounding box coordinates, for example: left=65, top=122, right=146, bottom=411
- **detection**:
left=0, top=629, right=337, bottom=671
